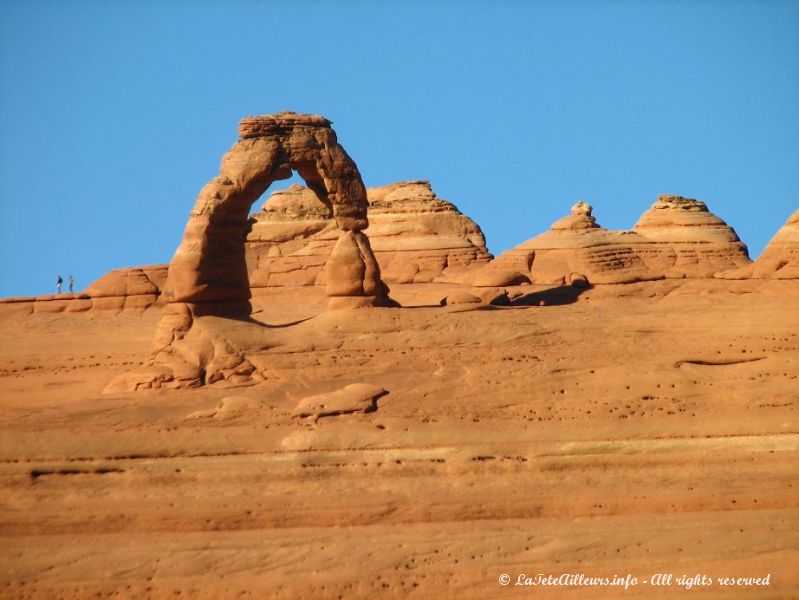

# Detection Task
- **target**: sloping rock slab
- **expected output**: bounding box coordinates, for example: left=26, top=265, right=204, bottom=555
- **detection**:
left=292, top=384, right=388, bottom=421
left=185, top=396, right=265, bottom=421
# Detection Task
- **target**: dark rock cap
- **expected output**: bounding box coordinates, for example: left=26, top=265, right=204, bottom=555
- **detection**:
left=239, top=112, right=332, bottom=138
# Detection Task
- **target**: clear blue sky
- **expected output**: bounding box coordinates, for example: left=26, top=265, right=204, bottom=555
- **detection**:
left=1, top=0, right=797, bottom=297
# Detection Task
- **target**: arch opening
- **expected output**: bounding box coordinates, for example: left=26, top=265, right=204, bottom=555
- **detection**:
left=160, top=112, right=390, bottom=310
left=109, top=113, right=397, bottom=391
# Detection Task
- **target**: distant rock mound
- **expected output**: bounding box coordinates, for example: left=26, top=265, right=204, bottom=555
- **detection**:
left=246, top=180, right=492, bottom=286
left=551, top=200, right=600, bottom=230
left=494, top=196, right=752, bottom=285
left=58, top=181, right=488, bottom=312
left=86, top=265, right=169, bottom=310
left=368, top=181, right=492, bottom=282
left=632, top=195, right=750, bottom=278
left=719, top=209, right=799, bottom=279
left=7, top=192, right=791, bottom=319
left=495, top=201, right=659, bottom=285
left=0, top=265, right=169, bottom=316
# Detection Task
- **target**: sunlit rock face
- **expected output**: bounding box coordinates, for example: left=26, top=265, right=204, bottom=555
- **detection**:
left=495, top=196, right=752, bottom=286
left=496, top=201, right=658, bottom=285
left=246, top=180, right=492, bottom=287
left=718, top=209, right=799, bottom=280
left=126, top=112, right=394, bottom=391
left=632, top=195, right=751, bottom=278
left=162, top=112, right=388, bottom=308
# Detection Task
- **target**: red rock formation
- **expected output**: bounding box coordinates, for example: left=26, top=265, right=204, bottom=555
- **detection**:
left=162, top=112, right=389, bottom=308
left=246, top=184, right=334, bottom=288
left=246, top=180, right=491, bottom=287
left=86, top=265, right=168, bottom=310
left=78, top=181, right=490, bottom=307
left=0, top=266, right=168, bottom=316
left=115, top=112, right=394, bottom=391
left=496, top=201, right=659, bottom=285
left=494, top=196, right=752, bottom=285
left=719, top=209, right=799, bottom=279
left=632, top=195, right=750, bottom=278
left=0, top=293, right=92, bottom=316
left=365, top=181, right=492, bottom=283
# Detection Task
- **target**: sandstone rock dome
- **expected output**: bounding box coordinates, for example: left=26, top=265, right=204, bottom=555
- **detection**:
left=719, top=209, right=799, bottom=279
left=494, top=195, right=751, bottom=285
left=494, top=201, right=658, bottom=285
left=632, top=195, right=751, bottom=278
left=246, top=180, right=492, bottom=287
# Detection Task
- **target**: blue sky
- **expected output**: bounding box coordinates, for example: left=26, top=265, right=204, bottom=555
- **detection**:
left=1, top=0, right=797, bottom=297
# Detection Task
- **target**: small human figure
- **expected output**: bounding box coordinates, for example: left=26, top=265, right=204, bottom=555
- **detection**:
left=68, top=275, right=75, bottom=293
left=56, top=275, right=63, bottom=294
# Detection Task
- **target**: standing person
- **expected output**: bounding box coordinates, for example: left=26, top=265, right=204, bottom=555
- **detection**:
left=68, top=275, right=75, bottom=293
left=56, top=275, right=63, bottom=294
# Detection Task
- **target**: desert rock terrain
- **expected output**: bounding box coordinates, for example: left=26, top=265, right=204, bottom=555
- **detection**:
left=247, top=180, right=491, bottom=288
left=0, top=113, right=797, bottom=599
left=1, top=280, right=797, bottom=599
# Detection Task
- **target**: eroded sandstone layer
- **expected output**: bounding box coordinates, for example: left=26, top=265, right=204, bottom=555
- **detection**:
left=163, top=112, right=389, bottom=308
left=1, top=279, right=797, bottom=599
left=494, top=195, right=752, bottom=285
left=632, top=195, right=751, bottom=278
left=494, top=201, right=658, bottom=285
left=0, top=265, right=169, bottom=316
left=365, top=181, right=492, bottom=283
left=246, top=180, right=492, bottom=287
left=85, top=265, right=168, bottom=311
left=719, top=209, right=799, bottom=279
left=121, top=112, right=395, bottom=391
left=57, top=195, right=794, bottom=315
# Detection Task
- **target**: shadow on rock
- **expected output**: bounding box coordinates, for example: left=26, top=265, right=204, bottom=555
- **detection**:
left=511, top=283, right=592, bottom=306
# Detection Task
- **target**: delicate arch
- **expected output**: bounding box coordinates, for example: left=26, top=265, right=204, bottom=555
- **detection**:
left=162, top=112, right=387, bottom=307
left=107, top=113, right=392, bottom=392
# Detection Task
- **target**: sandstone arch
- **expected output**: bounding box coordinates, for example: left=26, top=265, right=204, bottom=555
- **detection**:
left=162, top=112, right=390, bottom=308
left=107, top=113, right=393, bottom=391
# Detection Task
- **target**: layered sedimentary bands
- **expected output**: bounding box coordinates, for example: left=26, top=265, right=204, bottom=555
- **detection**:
left=1, top=195, right=795, bottom=317
left=2, top=113, right=798, bottom=599
left=719, top=209, right=799, bottom=279
left=0, top=266, right=169, bottom=315
left=633, top=195, right=751, bottom=278
left=492, top=195, right=753, bottom=285
left=247, top=180, right=492, bottom=287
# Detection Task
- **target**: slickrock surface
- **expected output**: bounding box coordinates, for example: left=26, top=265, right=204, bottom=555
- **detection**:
left=247, top=181, right=492, bottom=287
left=1, top=280, right=797, bottom=599
left=291, top=383, right=387, bottom=421
left=2, top=104, right=794, bottom=598
left=719, top=209, right=799, bottom=279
